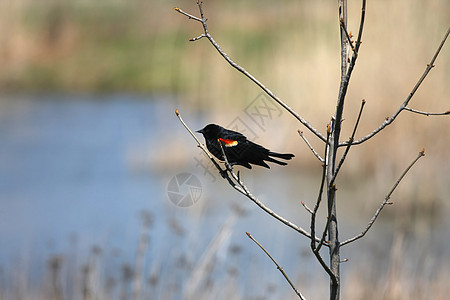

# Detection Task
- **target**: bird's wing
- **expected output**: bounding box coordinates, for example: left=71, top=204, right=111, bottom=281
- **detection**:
left=218, top=129, right=247, bottom=147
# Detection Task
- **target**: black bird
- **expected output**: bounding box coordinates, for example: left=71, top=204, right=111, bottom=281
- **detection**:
left=197, top=124, right=294, bottom=169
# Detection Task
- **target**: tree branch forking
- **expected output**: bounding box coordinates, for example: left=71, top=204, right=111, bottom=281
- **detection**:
left=330, top=99, right=366, bottom=187
left=308, top=128, right=337, bottom=284
left=174, top=2, right=327, bottom=143
left=311, top=128, right=331, bottom=252
left=342, top=26, right=450, bottom=147
left=340, top=149, right=425, bottom=247
left=340, top=18, right=355, bottom=53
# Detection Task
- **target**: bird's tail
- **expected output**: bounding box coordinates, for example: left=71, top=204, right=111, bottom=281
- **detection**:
left=265, top=152, right=294, bottom=166
left=268, top=152, right=295, bottom=160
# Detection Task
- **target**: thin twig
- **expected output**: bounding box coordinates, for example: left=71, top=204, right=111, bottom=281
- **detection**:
left=340, top=149, right=425, bottom=246
left=246, top=232, right=307, bottom=300
left=339, top=18, right=355, bottom=52
left=175, top=109, right=326, bottom=245
left=315, top=124, right=333, bottom=253
left=404, top=107, right=450, bottom=116
left=228, top=164, right=322, bottom=243
left=175, top=2, right=327, bottom=143
left=335, top=0, right=366, bottom=127
left=309, top=128, right=336, bottom=283
left=330, top=99, right=366, bottom=187
left=298, top=130, right=325, bottom=163
left=190, top=34, right=206, bottom=42
left=301, top=201, right=313, bottom=215
left=311, top=127, right=331, bottom=250
left=173, top=7, right=202, bottom=22
left=343, top=26, right=450, bottom=147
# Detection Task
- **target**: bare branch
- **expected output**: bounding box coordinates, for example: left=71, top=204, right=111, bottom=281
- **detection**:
left=173, top=7, right=202, bottom=22
left=354, top=0, right=366, bottom=53
left=340, top=149, right=425, bottom=247
left=339, top=18, right=355, bottom=53
left=404, top=107, right=450, bottom=116
left=330, top=99, right=366, bottom=187
left=175, top=109, right=326, bottom=244
left=335, top=0, right=366, bottom=127
left=311, top=127, right=331, bottom=251
left=228, top=165, right=322, bottom=243
left=343, top=26, right=450, bottom=147
left=175, top=1, right=327, bottom=143
left=316, top=123, right=335, bottom=254
left=298, top=130, right=325, bottom=163
left=246, top=232, right=307, bottom=300
left=301, top=201, right=313, bottom=215
left=190, top=34, right=206, bottom=42
left=308, top=127, right=336, bottom=283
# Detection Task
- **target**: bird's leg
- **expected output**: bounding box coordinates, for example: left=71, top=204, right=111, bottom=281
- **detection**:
left=219, top=168, right=228, bottom=178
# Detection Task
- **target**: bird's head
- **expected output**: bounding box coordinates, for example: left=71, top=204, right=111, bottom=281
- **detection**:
left=196, top=124, right=222, bottom=139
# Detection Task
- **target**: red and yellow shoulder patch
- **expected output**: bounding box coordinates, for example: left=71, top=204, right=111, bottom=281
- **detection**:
left=219, top=138, right=238, bottom=147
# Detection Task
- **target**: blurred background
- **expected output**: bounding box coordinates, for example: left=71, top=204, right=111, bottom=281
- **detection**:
left=0, top=0, right=449, bottom=299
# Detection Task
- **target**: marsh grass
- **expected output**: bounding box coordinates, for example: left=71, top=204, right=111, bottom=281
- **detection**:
left=1, top=1, right=448, bottom=98
left=1, top=210, right=449, bottom=300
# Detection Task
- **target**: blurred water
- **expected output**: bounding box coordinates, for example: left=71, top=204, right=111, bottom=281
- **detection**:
left=0, top=95, right=165, bottom=260
left=0, top=94, right=448, bottom=299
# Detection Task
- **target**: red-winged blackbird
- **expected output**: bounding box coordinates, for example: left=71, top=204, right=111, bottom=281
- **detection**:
left=197, top=124, right=294, bottom=169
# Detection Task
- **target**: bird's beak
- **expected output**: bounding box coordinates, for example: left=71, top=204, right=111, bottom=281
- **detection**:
left=196, top=129, right=203, bottom=134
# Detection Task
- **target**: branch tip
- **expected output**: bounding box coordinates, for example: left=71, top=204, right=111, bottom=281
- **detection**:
left=175, top=109, right=179, bottom=116
left=176, top=0, right=327, bottom=143
left=246, top=232, right=251, bottom=237
left=420, top=148, right=425, bottom=156
left=298, top=128, right=325, bottom=162
left=344, top=26, right=449, bottom=146
left=173, top=7, right=180, bottom=11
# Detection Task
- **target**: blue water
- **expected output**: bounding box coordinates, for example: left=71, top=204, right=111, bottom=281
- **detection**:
left=0, top=94, right=448, bottom=299
left=0, top=95, right=165, bottom=258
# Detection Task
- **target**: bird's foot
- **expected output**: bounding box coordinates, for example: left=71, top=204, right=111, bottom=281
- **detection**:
left=219, top=168, right=228, bottom=178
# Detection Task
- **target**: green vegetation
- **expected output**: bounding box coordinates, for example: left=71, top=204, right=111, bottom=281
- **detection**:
left=1, top=0, right=448, bottom=105
left=0, top=0, right=337, bottom=95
